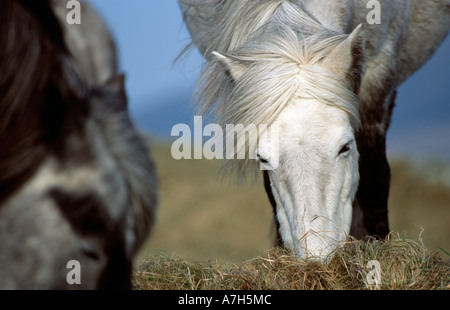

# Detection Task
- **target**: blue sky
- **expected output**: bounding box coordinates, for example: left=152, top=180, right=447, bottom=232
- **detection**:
left=88, top=0, right=449, bottom=161
left=88, top=0, right=202, bottom=104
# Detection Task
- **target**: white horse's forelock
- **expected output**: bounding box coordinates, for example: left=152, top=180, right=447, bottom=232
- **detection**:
left=194, top=1, right=360, bottom=177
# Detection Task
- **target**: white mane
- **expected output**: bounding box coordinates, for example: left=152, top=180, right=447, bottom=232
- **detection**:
left=193, top=1, right=360, bottom=176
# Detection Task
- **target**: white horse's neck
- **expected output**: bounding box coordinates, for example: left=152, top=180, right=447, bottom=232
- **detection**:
left=293, top=0, right=353, bottom=33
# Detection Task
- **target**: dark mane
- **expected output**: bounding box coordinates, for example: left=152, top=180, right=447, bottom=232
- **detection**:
left=0, top=0, right=157, bottom=290
left=0, top=0, right=88, bottom=203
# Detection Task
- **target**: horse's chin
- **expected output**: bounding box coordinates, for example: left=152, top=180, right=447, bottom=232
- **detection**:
left=291, top=236, right=343, bottom=262
left=283, top=200, right=354, bottom=261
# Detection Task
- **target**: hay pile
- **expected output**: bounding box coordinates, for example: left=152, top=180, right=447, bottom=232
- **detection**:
left=133, top=235, right=449, bottom=290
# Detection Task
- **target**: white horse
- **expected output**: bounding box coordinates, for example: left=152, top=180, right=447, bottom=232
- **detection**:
left=179, top=0, right=450, bottom=259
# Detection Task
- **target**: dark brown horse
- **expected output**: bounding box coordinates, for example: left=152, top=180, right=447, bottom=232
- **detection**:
left=0, top=0, right=157, bottom=289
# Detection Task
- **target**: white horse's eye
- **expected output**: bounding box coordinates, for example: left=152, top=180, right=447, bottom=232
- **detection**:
left=338, top=141, right=352, bottom=156
left=256, top=153, right=269, bottom=165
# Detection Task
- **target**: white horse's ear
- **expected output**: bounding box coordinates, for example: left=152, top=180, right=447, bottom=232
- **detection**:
left=322, top=24, right=365, bottom=93
left=211, top=51, right=246, bottom=81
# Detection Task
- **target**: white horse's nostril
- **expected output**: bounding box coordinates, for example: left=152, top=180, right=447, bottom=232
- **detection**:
left=259, top=156, right=269, bottom=164
left=256, top=151, right=270, bottom=164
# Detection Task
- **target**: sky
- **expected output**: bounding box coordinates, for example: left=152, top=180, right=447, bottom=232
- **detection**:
left=88, top=0, right=202, bottom=103
left=87, top=0, right=449, bottom=161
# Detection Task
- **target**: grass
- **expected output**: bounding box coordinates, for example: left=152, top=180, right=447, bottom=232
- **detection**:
left=133, top=235, right=450, bottom=290
left=388, top=159, right=450, bottom=254
left=137, top=139, right=274, bottom=264
left=134, top=140, right=450, bottom=290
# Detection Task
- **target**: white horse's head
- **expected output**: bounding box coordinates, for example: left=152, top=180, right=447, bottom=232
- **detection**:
left=210, top=24, right=365, bottom=259
left=259, top=95, right=360, bottom=259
